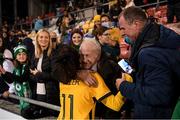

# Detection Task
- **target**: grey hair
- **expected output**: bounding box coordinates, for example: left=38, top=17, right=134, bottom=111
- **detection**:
left=80, top=38, right=101, bottom=55
left=119, top=6, right=147, bottom=25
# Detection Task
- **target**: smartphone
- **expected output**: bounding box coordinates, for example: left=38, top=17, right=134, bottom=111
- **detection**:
left=118, top=59, right=133, bottom=74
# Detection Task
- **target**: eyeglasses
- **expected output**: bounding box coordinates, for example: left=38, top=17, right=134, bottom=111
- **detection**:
left=102, top=33, right=111, bottom=36
left=72, top=36, right=81, bottom=39
left=101, top=20, right=106, bottom=23
left=101, top=18, right=109, bottom=23
left=94, top=20, right=100, bottom=22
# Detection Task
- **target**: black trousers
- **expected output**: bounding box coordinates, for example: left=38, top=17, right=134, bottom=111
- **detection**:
left=167, top=2, right=180, bottom=23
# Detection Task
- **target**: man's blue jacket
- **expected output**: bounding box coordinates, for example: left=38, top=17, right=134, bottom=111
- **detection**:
left=119, top=21, right=180, bottom=118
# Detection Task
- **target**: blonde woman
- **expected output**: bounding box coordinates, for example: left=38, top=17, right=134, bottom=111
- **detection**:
left=30, top=29, right=59, bottom=118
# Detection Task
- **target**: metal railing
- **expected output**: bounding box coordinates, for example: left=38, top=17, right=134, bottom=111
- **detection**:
left=138, top=0, right=166, bottom=8
left=8, top=94, right=60, bottom=111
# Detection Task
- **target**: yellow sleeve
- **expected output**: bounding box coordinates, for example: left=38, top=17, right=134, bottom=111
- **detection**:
left=124, top=73, right=133, bottom=83
left=101, top=92, right=125, bottom=111
left=90, top=72, right=125, bottom=111
left=90, top=72, right=111, bottom=100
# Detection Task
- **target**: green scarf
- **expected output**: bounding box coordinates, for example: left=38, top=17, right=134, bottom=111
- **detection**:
left=14, top=64, right=32, bottom=110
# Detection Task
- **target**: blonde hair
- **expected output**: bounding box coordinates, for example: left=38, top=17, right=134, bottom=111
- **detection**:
left=35, top=29, right=53, bottom=58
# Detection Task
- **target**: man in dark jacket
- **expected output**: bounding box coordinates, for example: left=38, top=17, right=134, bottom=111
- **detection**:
left=116, top=6, right=180, bottom=118
left=79, top=39, right=123, bottom=118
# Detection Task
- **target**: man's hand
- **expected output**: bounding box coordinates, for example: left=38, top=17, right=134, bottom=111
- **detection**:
left=30, top=68, right=39, bottom=75
left=0, top=65, right=6, bottom=74
left=2, top=91, right=9, bottom=98
left=116, top=73, right=133, bottom=90
left=116, top=78, right=125, bottom=90
left=77, top=70, right=98, bottom=87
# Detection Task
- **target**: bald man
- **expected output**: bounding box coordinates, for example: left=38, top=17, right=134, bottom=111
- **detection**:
left=79, top=39, right=101, bottom=70
left=79, top=39, right=123, bottom=119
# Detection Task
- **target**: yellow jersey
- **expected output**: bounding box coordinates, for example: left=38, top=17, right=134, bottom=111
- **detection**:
left=57, top=72, right=125, bottom=120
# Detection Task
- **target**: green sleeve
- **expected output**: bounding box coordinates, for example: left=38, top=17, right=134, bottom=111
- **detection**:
left=172, top=99, right=180, bottom=119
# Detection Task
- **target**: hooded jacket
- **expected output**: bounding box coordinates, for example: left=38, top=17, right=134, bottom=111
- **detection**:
left=119, top=21, right=180, bottom=118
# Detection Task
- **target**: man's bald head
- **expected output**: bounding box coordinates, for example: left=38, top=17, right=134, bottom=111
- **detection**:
left=80, top=38, right=101, bottom=55
left=79, top=39, right=101, bottom=69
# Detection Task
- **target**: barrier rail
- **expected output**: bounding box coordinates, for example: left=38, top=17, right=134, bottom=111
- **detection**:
left=139, top=0, right=166, bottom=8
left=8, top=94, right=60, bottom=111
